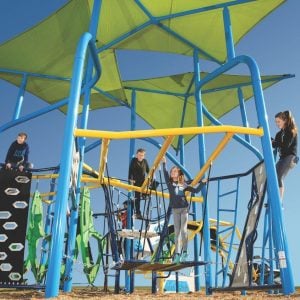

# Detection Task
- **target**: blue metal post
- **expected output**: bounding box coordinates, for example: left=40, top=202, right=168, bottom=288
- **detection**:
left=45, top=33, right=96, bottom=298
left=238, top=87, right=251, bottom=143
left=127, top=89, right=136, bottom=292
left=13, top=75, right=27, bottom=120
left=63, top=0, right=102, bottom=292
left=193, top=49, right=212, bottom=293
left=248, top=57, right=295, bottom=295
left=179, top=135, right=185, bottom=166
left=178, top=95, right=188, bottom=162
left=39, top=169, right=59, bottom=284
left=223, top=6, right=235, bottom=61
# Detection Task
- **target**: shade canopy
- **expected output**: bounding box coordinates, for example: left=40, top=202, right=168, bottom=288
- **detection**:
left=0, top=0, right=288, bottom=147
left=123, top=72, right=289, bottom=147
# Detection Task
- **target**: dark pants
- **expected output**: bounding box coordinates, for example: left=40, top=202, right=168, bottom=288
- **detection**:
left=276, top=155, right=297, bottom=188
left=134, top=191, right=142, bottom=214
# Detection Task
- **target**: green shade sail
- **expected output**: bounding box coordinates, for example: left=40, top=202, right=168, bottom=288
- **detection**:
left=93, top=0, right=285, bottom=62
left=124, top=73, right=289, bottom=147
left=0, top=0, right=288, bottom=144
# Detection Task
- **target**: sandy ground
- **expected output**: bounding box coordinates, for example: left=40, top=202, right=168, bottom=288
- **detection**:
left=0, top=287, right=299, bottom=300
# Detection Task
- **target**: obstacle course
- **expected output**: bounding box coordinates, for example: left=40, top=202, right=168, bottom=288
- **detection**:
left=0, top=0, right=296, bottom=298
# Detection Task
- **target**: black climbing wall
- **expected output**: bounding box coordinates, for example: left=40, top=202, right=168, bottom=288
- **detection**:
left=0, top=169, right=32, bottom=285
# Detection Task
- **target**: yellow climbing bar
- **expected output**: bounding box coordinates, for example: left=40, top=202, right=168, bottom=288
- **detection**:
left=81, top=176, right=203, bottom=203
left=74, top=125, right=264, bottom=140
left=140, top=135, right=174, bottom=191
left=191, top=132, right=234, bottom=186
left=98, top=138, right=110, bottom=183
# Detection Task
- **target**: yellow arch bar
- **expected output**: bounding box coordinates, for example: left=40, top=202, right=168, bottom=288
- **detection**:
left=81, top=176, right=204, bottom=203
left=74, top=125, right=263, bottom=140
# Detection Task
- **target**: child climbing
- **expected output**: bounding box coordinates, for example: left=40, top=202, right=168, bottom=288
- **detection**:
left=272, top=110, right=298, bottom=200
left=162, top=156, right=207, bottom=263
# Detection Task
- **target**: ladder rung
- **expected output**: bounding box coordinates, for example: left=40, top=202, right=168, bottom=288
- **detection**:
left=219, top=189, right=237, bottom=198
left=217, top=226, right=234, bottom=235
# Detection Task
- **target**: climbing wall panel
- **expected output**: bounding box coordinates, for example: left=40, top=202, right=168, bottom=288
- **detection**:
left=0, top=169, right=32, bottom=285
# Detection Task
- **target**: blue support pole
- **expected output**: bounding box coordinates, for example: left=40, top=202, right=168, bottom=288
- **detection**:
left=248, top=57, right=294, bottom=295
left=127, top=89, right=136, bottom=292
left=223, top=6, right=235, bottom=61
left=193, top=49, right=212, bottom=293
left=179, top=135, right=185, bottom=166
left=13, top=75, right=27, bottom=120
left=177, top=95, right=188, bottom=158
left=39, top=169, right=59, bottom=284
left=238, top=87, right=251, bottom=143
left=63, top=0, right=102, bottom=292
left=45, top=32, right=100, bottom=298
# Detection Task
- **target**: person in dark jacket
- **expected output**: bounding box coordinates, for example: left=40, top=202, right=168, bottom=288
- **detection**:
left=5, top=132, right=32, bottom=172
left=128, top=148, right=149, bottom=218
left=162, top=156, right=207, bottom=263
left=272, top=110, right=298, bottom=199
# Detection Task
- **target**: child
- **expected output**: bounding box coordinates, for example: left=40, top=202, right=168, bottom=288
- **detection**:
left=118, top=200, right=128, bottom=229
left=272, top=110, right=298, bottom=199
left=5, top=132, right=33, bottom=172
left=128, top=148, right=149, bottom=219
left=162, top=157, right=207, bottom=263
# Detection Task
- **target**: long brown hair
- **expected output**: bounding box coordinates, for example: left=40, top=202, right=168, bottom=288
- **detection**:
left=275, top=110, right=298, bottom=137
left=169, top=166, right=185, bottom=185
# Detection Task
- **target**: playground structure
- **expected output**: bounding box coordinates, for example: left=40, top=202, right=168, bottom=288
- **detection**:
left=0, top=0, right=296, bottom=298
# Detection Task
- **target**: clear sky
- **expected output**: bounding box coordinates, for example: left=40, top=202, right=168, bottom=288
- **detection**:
left=0, top=0, right=299, bottom=288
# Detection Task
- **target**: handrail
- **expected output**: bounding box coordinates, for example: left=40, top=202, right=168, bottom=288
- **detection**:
left=74, top=125, right=263, bottom=140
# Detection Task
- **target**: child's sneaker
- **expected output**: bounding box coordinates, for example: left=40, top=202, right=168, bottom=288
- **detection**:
left=180, top=251, right=188, bottom=262
left=173, top=253, right=180, bottom=264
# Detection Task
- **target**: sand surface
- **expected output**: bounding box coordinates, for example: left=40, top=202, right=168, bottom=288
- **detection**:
left=0, top=288, right=299, bottom=299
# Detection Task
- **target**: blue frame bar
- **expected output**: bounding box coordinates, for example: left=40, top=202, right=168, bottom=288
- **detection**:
left=0, top=98, right=68, bottom=134
left=124, top=74, right=294, bottom=99
left=0, top=67, right=71, bottom=82
left=45, top=32, right=101, bottom=298
left=39, top=168, right=59, bottom=284
left=193, top=49, right=212, bottom=293
left=223, top=6, right=235, bottom=61
left=13, top=75, right=27, bottom=120
left=127, top=89, right=137, bottom=293
left=238, top=87, right=251, bottom=143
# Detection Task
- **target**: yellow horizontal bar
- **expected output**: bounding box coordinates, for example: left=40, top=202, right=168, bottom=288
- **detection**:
left=81, top=176, right=203, bottom=203
left=75, top=126, right=263, bottom=140
left=32, top=174, right=59, bottom=180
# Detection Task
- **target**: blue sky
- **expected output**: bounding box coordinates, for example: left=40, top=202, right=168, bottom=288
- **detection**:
left=0, top=0, right=299, bottom=288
